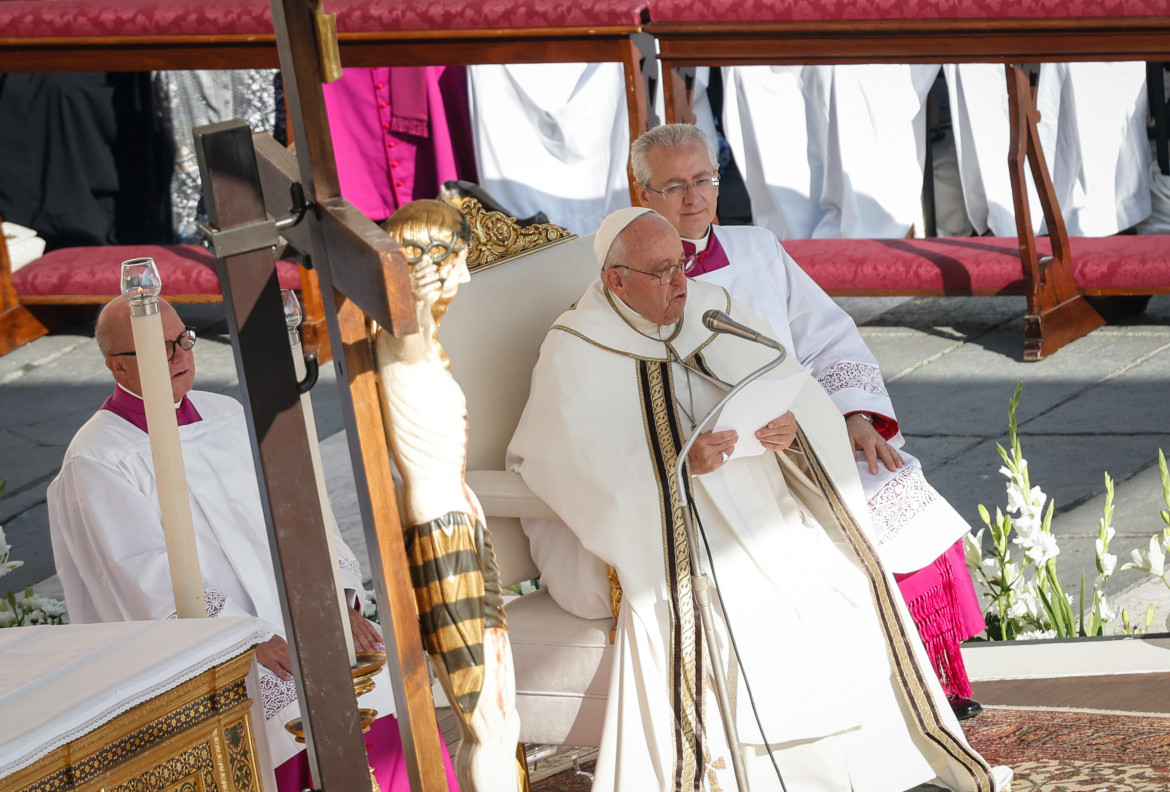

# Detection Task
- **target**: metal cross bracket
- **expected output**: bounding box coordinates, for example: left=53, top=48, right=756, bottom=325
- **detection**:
left=198, top=182, right=312, bottom=260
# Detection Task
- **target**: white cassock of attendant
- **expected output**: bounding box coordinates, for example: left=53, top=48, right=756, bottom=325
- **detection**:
left=692, top=223, right=971, bottom=574
left=467, top=62, right=632, bottom=235
left=47, top=388, right=394, bottom=770
left=722, top=64, right=937, bottom=240
left=507, top=210, right=1000, bottom=792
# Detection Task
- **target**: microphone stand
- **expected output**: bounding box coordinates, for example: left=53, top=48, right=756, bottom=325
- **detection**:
left=674, top=342, right=787, bottom=792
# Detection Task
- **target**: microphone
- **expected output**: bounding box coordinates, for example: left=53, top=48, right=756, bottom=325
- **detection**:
left=703, top=309, right=787, bottom=354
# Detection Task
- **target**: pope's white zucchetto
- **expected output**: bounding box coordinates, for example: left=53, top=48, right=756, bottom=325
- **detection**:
left=594, top=206, right=656, bottom=269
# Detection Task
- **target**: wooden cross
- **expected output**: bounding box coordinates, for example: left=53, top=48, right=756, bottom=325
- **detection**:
left=193, top=0, right=450, bottom=789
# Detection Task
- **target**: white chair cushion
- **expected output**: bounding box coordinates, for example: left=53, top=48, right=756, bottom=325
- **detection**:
left=507, top=589, right=612, bottom=746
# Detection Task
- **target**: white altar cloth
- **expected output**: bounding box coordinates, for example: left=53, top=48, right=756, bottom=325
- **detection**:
left=0, top=617, right=266, bottom=779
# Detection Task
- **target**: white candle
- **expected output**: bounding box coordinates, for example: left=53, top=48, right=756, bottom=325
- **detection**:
left=122, top=258, right=206, bottom=619
left=284, top=290, right=358, bottom=667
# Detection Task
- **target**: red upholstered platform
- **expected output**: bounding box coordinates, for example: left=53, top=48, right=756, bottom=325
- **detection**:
left=646, top=0, right=1168, bottom=22
left=0, top=0, right=648, bottom=39
left=784, top=235, right=1170, bottom=297
left=12, top=245, right=302, bottom=304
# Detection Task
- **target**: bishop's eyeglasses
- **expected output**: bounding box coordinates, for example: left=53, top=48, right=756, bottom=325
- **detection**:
left=109, top=328, right=197, bottom=362
left=643, top=176, right=721, bottom=201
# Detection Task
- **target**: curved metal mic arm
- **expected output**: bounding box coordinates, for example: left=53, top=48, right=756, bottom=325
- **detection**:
left=673, top=342, right=788, bottom=792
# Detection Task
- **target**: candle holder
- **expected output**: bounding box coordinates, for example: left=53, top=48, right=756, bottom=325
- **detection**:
left=282, top=289, right=303, bottom=347
left=285, top=651, right=387, bottom=791
left=121, top=257, right=162, bottom=316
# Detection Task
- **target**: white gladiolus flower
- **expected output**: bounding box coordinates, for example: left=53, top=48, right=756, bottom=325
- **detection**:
left=1007, top=589, right=1043, bottom=621
left=1097, top=595, right=1118, bottom=623
left=1023, top=532, right=1060, bottom=565
left=1006, top=482, right=1027, bottom=514
left=1099, top=553, right=1117, bottom=578
left=963, top=531, right=985, bottom=571
left=1148, top=536, right=1166, bottom=578
left=40, top=599, right=67, bottom=619
left=1017, top=629, right=1058, bottom=641
left=0, top=525, right=24, bottom=577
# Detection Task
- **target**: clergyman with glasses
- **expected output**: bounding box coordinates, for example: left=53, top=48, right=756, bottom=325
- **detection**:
left=45, top=295, right=451, bottom=789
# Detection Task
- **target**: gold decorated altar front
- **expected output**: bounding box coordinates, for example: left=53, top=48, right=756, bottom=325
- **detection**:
left=0, top=619, right=269, bottom=792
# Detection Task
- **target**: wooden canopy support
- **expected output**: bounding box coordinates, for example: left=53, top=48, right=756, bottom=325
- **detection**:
left=0, top=218, right=51, bottom=358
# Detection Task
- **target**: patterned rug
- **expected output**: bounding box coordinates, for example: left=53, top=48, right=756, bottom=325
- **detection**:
left=964, top=706, right=1170, bottom=792
left=530, top=707, right=1170, bottom=791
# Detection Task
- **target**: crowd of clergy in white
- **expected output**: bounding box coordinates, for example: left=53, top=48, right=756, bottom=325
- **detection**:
left=472, top=62, right=1159, bottom=240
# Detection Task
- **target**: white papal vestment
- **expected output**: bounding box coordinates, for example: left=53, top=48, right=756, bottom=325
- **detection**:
left=47, top=390, right=391, bottom=768
left=507, top=278, right=996, bottom=792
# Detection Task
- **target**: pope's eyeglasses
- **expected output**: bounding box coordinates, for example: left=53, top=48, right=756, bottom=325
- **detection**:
left=612, top=253, right=698, bottom=285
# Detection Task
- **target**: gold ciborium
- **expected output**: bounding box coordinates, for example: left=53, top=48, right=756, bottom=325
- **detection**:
left=285, top=651, right=388, bottom=791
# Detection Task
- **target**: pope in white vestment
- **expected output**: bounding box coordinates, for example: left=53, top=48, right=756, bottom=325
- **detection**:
left=631, top=125, right=987, bottom=721
left=47, top=297, right=459, bottom=791
left=508, top=208, right=1006, bottom=792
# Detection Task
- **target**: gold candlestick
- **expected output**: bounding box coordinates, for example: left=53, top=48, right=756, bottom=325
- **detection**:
left=285, top=651, right=387, bottom=791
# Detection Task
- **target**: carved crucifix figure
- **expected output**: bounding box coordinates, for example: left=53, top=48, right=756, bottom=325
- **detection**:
left=374, top=200, right=522, bottom=792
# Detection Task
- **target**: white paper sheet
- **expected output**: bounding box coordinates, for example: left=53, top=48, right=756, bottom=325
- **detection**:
left=713, top=369, right=812, bottom=459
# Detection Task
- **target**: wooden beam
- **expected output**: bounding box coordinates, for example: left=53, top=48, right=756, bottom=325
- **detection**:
left=650, top=17, right=1170, bottom=66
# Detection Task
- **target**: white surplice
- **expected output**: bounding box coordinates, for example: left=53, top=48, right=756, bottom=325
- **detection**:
left=944, top=62, right=1150, bottom=237
left=467, top=63, right=632, bottom=235
left=47, top=390, right=391, bottom=766
left=723, top=64, right=936, bottom=240
left=507, top=278, right=996, bottom=792
left=697, top=224, right=971, bottom=572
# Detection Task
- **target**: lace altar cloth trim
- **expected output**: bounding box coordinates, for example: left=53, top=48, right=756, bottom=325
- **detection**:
left=868, top=465, right=939, bottom=546
left=260, top=674, right=299, bottom=721
left=817, top=361, right=888, bottom=398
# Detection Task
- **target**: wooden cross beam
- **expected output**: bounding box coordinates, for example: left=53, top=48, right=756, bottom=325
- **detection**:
left=192, top=0, right=452, bottom=788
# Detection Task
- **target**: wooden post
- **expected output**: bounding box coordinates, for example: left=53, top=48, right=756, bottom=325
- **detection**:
left=0, top=214, right=50, bottom=356
left=1004, top=64, right=1105, bottom=361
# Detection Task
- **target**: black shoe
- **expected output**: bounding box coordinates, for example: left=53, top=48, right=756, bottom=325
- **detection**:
left=949, top=696, right=983, bottom=721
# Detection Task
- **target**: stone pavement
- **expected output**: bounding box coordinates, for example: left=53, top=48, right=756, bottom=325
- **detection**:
left=3, top=294, right=1170, bottom=631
